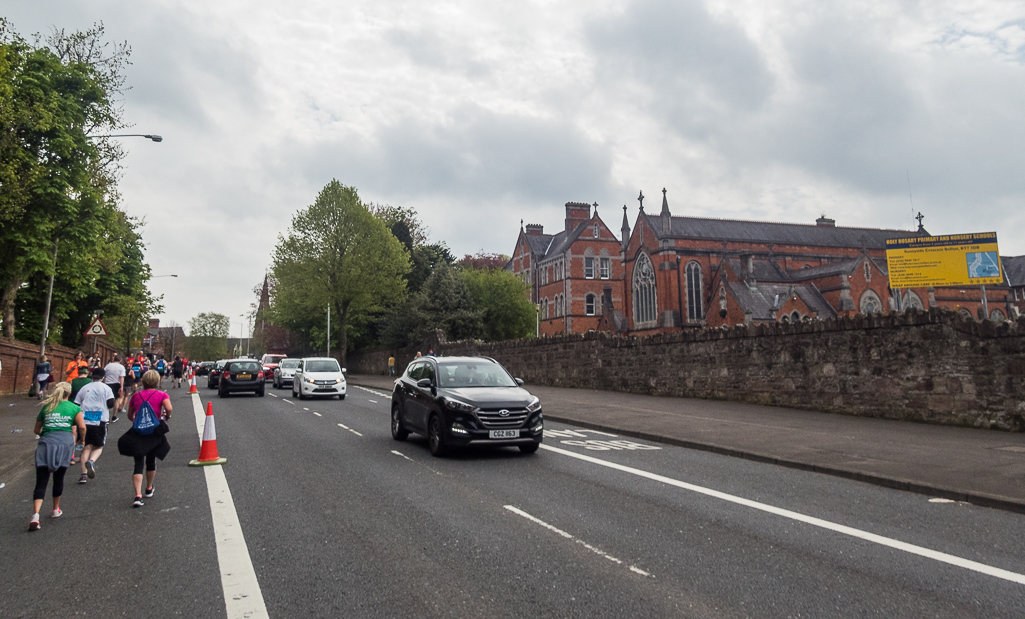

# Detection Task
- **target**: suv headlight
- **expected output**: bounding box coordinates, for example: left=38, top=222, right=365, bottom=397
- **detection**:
left=526, top=397, right=541, bottom=413
left=444, top=398, right=479, bottom=414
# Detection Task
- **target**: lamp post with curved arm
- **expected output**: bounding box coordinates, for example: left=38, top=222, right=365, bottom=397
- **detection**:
left=89, top=134, right=163, bottom=142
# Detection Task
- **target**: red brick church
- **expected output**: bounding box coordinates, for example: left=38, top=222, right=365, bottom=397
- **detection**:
left=510, top=191, right=1024, bottom=336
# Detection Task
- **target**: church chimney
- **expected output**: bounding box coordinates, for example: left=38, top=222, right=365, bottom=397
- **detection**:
left=525, top=224, right=544, bottom=236
left=565, top=202, right=591, bottom=233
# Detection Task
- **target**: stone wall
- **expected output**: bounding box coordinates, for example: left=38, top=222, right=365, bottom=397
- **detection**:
left=348, top=309, right=1025, bottom=431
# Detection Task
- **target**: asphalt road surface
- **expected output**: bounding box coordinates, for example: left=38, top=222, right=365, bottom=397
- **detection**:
left=3, top=381, right=1025, bottom=618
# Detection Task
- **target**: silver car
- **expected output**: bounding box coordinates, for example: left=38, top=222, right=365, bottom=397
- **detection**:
left=273, top=358, right=301, bottom=389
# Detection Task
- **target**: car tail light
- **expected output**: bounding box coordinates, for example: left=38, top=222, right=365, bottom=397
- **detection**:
left=257, top=371, right=264, bottom=379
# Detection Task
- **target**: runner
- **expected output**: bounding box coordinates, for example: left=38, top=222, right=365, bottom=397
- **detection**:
left=29, top=382, right=85, bottom=531
left=74, top=367, right=115, bottom=484
left=118, top=370, right=172, bottom=508
left=35, top=355, right=52, bottom=400
left=155, top=356, right=167, bottom=388
left=171, top=356, right=184, bottom=388
left=104, top=354, right=126, bottom=420
left=64, top=351, right=87, bottom=383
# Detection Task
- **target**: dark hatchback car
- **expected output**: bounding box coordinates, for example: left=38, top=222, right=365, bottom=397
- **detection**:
left=197, top=361, right=215, bottom=376
left=391, top=356, right=542, bottom=457
left=218, top=358, right=266, bottom=397
left=206, top=359, right=229, bottom=389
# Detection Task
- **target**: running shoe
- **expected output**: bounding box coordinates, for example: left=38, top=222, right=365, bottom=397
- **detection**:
left=78, top=474, right=88, bottom=484
left=86, top=460, right=96, bottom=479
left=133, top=496, right=144, bottom=508
left=69, top=455, right=76, bottom=465
left=144, top=486, right=154, bottom=498
left=28, top=514, right=40, bottom=531
left=110, top=415, right=119, bottom=423
left=50, top=508, right=62, bottom=519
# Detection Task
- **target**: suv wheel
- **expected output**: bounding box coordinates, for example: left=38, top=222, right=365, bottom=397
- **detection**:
left=297, top=385, right=305, bottom=400
left=391, top=406, right=408, bottom=441
left=519, top=442, right=540, bottom=454
left=427, top=415, right=447, bottom=457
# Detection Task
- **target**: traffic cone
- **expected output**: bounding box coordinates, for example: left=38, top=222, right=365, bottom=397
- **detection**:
left=188, top=374, right=198, bottom=394
left=189, top=402, right=227, bottom=466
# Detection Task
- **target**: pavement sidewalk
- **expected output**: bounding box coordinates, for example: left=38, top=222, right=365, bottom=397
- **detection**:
left=348, top=373, right=1025, bottom=514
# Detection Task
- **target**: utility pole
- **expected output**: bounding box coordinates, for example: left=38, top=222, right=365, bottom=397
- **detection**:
left=38, top=242, right=59, bottom=358
left=326, top=304, right=331, bottom=357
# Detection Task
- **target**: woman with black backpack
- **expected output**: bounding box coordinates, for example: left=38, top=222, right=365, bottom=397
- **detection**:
left=117, top=370, right=172, bottom=508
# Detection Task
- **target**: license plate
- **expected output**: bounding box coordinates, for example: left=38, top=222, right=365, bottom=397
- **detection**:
left=237, top=374, right=251, bottom=379
left=489, top=429, right=519, bottom=439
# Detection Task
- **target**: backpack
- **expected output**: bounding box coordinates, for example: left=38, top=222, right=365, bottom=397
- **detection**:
left=132, top=393, right=161, bottom=435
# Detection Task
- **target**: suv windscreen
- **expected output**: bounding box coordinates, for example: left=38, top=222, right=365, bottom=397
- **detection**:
left=229, top=361, right=261, bottom=373
left=305, top=360, right=340, bottom=373
left=264, top=355, right=286, bottom=364
left=437, top=362, right=516, bottom=388
left=279, top=359, right=300, bottom=369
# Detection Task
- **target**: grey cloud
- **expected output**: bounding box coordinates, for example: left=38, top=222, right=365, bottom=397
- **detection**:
left=586, top=0, right=775, bottom=117
left=286, top=105, right=618, bottom=205
left=386, top=28, right=491, bottom=78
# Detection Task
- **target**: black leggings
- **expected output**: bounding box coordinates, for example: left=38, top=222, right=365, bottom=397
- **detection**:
left=133, top=454, right=157, bottom=475
left=34, top=466, right=67, bottom=501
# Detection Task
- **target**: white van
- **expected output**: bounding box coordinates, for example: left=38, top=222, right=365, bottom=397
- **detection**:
left=292, top=357, right=347, bottom=400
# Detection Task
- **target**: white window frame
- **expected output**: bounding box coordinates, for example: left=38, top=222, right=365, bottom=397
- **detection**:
left=585, top=294, right=596, bottom=316
left=584, top=256, right=595, bottom=279
left=599, top=257, right=610, bottom=279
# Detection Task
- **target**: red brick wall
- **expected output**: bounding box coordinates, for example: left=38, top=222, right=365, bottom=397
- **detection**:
left=0, top=337, right=119, bottom=396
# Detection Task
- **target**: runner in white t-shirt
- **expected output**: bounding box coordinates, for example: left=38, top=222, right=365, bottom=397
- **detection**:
left=74, top=368, right=116, bottom=484
left=103, top=354, right=127, bottom=424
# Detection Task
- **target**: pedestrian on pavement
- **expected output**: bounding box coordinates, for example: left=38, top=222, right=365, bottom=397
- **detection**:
left=35, top=355, right=52, bottom=400
left=388, top=355, right=396, bottom=377
left=428, top=349, right=435, bottom=357
left=415, top=351, right=422, bottom=358
left=74, top=367, right=116, bottom=484
left=64, top=351, right=88, bottom=383
left=171, top=356, right=184, bottom=388
left=118, top=370, right=172, bottom=508
left=29, top=382, right=86, bottom=531
left=104, top=354, right=126, bottom=421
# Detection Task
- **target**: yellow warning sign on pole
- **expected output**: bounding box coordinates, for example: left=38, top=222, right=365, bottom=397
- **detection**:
left=885, top=232, right=1003, bottom=288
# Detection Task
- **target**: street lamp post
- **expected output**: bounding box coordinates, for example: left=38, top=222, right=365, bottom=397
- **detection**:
left=89, top=134, right=163, bottom=142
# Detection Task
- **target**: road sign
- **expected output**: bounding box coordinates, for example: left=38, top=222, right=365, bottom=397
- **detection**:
left=84, top=316, right=108, bottom=337
left=885, top=232, right=1003, bottom=288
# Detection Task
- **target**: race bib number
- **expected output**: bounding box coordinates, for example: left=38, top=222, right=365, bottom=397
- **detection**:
left=84, top=410, right=103, bottom=424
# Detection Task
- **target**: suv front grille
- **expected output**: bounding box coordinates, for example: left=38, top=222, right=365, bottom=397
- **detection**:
left=476, top=408, right=528, bottom=429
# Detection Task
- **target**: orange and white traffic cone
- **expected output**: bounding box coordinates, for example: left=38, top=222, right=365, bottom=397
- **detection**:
left=188, top=374, right=198, bottom=394
left=189, top=402, right=227, bottom=466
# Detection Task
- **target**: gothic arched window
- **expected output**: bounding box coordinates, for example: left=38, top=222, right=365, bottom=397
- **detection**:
left=859, top=290, right=883, bottom=314
left=585, top=293, right=596, bottom=316
left=633, top=253, right=657, bottom=325
left=686, top=261, right=703, bottom=321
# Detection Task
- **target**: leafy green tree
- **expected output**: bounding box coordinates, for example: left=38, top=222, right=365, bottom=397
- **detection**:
left=271, top=180, right=409, bottom=366
left=102, top=292, right=162, bottom=356
left=187, top=312, right=230, bottom=361
left=463, top=267, right=536, bottom=341
left=411, top=263, right=484, bottom=343
left=0, top=21, right=136, bottom=340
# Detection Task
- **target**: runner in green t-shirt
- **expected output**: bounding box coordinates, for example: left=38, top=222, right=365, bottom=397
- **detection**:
left=69, top=365, right=92, bottom=403
left=30, top=383, right=85, bottom=531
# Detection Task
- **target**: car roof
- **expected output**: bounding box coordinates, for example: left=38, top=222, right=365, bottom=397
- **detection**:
left=300, top=357, right=338, bottom=362
left=419, top=356, right=499, bottom=364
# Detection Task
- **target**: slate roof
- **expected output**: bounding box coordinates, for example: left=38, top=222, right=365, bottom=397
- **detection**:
left=1003, top=255, right=1025, bottom=286
left=527, top=221, right=597, bottom=263
left=724, top=281, right=837, bottom=321
left=786, top=257, right=862, bottom=281
left=643, top=213, right=916, bottom=249
left=722, top=259, right=790, bottom=283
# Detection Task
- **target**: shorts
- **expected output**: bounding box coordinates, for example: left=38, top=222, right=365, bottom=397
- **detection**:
left=106, top=383, right=122, bottom=399
left=172, top=371, right=183, bottom=379
left=84, top=422, right=107, bottom=448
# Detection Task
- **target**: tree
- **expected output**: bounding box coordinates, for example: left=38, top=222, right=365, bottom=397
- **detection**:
left=102, top=292, right=162, bottom=356
left=271, top=180, right=409, bottom=367
left=463, top=267, right=536, bottom=341
left=187, top=312, right=230, bottom=361
left=410, top=263, right=484, bottom=343
left=0, top=21, right=137, bottom=339
left=458, top=251, right=510, bottom=271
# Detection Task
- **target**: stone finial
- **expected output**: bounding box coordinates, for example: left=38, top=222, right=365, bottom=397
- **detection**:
left=637, top=190, right=645, bottom=211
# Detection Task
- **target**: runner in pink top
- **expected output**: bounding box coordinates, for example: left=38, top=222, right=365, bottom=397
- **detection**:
left=119, top=370, right=172, bottom=508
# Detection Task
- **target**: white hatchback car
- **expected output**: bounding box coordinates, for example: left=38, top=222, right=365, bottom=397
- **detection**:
left=273, top=358, right=301, bottom=389
left=292, top=357, right=347, bottom=400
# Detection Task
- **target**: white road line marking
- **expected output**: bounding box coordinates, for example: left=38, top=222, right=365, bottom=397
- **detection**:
left=282, top=399, right=294, bottom=406
left=368, top=399, right=378, bottom=403
left=268, top=393, right=278, bottom=398
left=191, top=394, right=269, bottom=618
left=303, top=407, right=309, bottom=411
left=337, top=423, right=363, bottom=437
left=391, top=450, right=413, bottom=462
left=354, top=385, right=389, bottom=397
left=540, top=444, right=1025, bottom=586
left=313, top=412, right=322, bottom=417
left=504, top=505, right=652, bottom=577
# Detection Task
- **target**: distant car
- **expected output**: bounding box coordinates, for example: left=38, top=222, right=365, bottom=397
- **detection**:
left=197, top=361, right=215, bottom=376
left=390, top=356, right=542, bottom=457
left=207, top=359, right=229, bottom=389
left=273, top=358, right=300, bottom=389
left=291, top=357, right=346, bottom=400
left=261, top=353, right=287, bottom=374
left=218, top=358, right=266, bottom=397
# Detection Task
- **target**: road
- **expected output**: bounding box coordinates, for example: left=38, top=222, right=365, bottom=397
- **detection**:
left=2, top=380, right=1025, bottom=617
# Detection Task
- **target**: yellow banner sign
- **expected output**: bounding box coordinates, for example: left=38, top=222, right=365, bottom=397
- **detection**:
left=885, top=232, right=1002, bottom=288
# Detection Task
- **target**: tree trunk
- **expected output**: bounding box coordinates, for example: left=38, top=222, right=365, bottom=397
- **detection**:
left=0, top=277, right=22, bottom=339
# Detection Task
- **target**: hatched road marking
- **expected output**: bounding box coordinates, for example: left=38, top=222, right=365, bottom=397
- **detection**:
left=540, top=444, right=1025, bottom=586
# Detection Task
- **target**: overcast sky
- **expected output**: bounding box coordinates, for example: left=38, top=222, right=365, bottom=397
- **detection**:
left=9, top=0, right=1025, bottom=335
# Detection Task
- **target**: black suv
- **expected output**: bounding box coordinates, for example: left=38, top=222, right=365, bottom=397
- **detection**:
left=217, top=358, right=266, bottom=397
left=391, top=356, right=542, bottom=456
